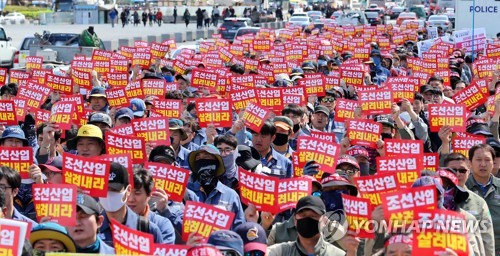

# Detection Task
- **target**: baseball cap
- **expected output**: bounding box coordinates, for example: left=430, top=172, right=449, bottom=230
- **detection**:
left=175, top=73, right=192, bottom=83
left=336, top=154, right=360, bottom=170
left=236, top=145, right=261, bottom=171
left=188, top=145, right=226, bottom=177
left=467, top=122, right=493, bottom=137
left=412, top=176, right=444, bottom=195
left=89, top=87, right=106, bottom=99
left=149, top=145, right=176, bottom=164
left=39, top=164, right=62, bottom=174
left=321, top=174, right=358, bottom=196
left=169, top=118, right=188, bottom=140
left=66, top=124, right=104, bottom=150
left=129, top=98, right=146, bottom=117
left=234, top=222, right=267, bottom=253
left=314, top=105, right=330, bottom=116
left=115, top=107, right=134, bottom=121
left=436, top=167, right=469, bottom=204
left=76, top=193, right=101, bottom=215
left=374, top=115, right=395, bottom=128
left=302, top=175, right=323, bottom=191
left=273, top=116, right=293, bottom=131
left=486, top=137, right=500, bottom=154
left=30, top=222, right=77, bottom=253
left=0, top=126, right=29, bottom=146
left=88, top=112, right=112, bottom=128
left=108, top=162, right=129, bottom=191
left=207, top=230, right=244, bottom=256
left=295, top=195, right=326, bottom=215
left=347, top=146, right=369, bottom=160
left=290, top=67, right=304, bottom=77
left=302, top=61, right=316, bottom=70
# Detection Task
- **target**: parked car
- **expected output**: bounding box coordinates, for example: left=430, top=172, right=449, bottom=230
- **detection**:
left=336, top=11, right=368, bottom=26
left=389, top=6, right=404, bottom=19
left=307, top=11, right=323, bottom=19
left=233, top=27, right=260, bottom=41
left=401, top=19, right=425, bottom=29
left=445, top=9, right=455, bottom=27
left=1, top=12, right=26, bottom=23
left=408, top=5, right=426, bottom=19
left=426, top=15, right=452, bottom=31
left=0, top=25, right=16, bottom=68
left=396, top=12, right=417, bottom=25
left=288, top=16, right=313, bottom=28
left=331, top=10, right=344, bottom=19
left=218, top=18, right=254, bottom=43
left=364, top=8, right=385, bottom=23
left=365, top=11, right=383, bottom=25
left=291, top=12, right=308, bottom=17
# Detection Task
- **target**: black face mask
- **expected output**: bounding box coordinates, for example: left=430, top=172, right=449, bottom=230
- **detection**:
left=196, top=159, right=219, bottom=186
left=273, top=133, right=289, bottom=146
left=293, top=123, right=301, bottom=133
left=381, top=133, right=393, bottom=141
left=296, top=217, right=320, bottom=238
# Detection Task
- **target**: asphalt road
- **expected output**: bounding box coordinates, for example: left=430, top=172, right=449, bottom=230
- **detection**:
left=1, top=22, right=216, bottom=49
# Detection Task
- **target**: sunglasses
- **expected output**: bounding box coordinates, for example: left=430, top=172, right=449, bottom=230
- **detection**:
left=245, top=251, right=265, bottom=256
left=321, top=97, right=335, bottom=103
left=454, top=168, right=468, bottom=174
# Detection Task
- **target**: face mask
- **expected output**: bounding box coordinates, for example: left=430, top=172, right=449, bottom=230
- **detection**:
left=293, top=123, right=301, bottom=133
left=359, top=162, right=370, bottom=176
left=321, top=190, right=348, bottom=212
left=296, top=217, right=320, bottom=238
left=222, top=150, right=237, bottom=172
left=273, top=133, right=289, bottom=146
left=443, top=187, right=457, bottom=211
left=99, top=188, right=128, bottom=213
left=196, top=159, right=218, bottom=186
left=381, top=133, right=393, bottom=141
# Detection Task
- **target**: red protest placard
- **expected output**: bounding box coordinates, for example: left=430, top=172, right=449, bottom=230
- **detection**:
left=110, top=58, right=129, bottom=73
left=125, top=80, right=144, bottom=99
left=347, top=119, right=382, bottom=148
left=342, top=194, right=374, bottom=239
left=71, top=60, right=94, bottom=73
left=0, top=220, right=23, bottom=256
left=191, top=68, right=219, bottom=89
left=131, top=117, right=170, bottom=146
left=230, top=88, right=258, bottom=111
left=111, top=218, right=154, bottom=255
left=310, top=130, right=336, bottom=143
left=340, top=69, right=364, bottom=86
left=132, top=51, right=152, bottom=69
left=99, top=153, right=133, bottom=189
left=150, top=42, right=169, bottom=59
left=452, top=137, right=486, bottom=159
left=195, top=98, right=233, bottom=128
left=182, top=201, right=235, bottom=241
left=25, top=56, right=43, bottom=70
left=33, top=184, right=77, bottom=226
left=0, top=100, right=17, bottom=125
left=29, top=107, right=50, bottom=127
left=93, top=60, right=111, bottom=75
left=230, top=74, right=255, bottom=87
left=144, top=162, right=189, bottom=202
left=0, top=67, right=6, bottom=85
left=388, top=82, right=415, bottom=103
left=105, top=133, right=147, bottom=164
left=384, top=139, right=423, bottom=157
left=412, top=209, right=469, bottom=256
left=423, top=153, right=439, bottom=171
left=106, top=87, right=130, bottom=108
left=253, top=39, right=272, bottom=52
left=8, top=70, right=29, bottom=84
left=256, top=88, right=283, bottom=113
left=142, top=79, right=166, bottom=97
left=31, top=69, right=50, bottom=84
left=277, top=177, right=312, bottom=212
left=154, top=244, right=189, bottom=256
left=376, top=156, right=422, bottom=188
left=92, top=49, right=112, bottom=61
left=359, top=90, right=393, bottom=115
left=354, top=172, right=400, bottom=206
left=62, top=153, right=110, bottom=197
left=381, top=186, right=437, bottom=229
left=242, top=102, right=270, bottom=133
left=71, top=69, right=92, bottom=89
left=239, top=169, right=278, bottom=212
left=50, top=102, right=75, bottom=130
left=428, top=104, right=467, bottom=132
left=106, top=72, right=129, bottom=87
left=452, top=83, right=487, bottom=111
left=298, top=74, right=326, bottom=97
left=335, top=98, right=360, bottom=122
left=0, top=147, right=33, bottom=179
left=433, top=69, right=450, bottom=86
left=45, top=73, right=73, bottom=94
left=153, top=99, right=182, bottom=119
left=13, top=97, right=27, bottom=122
left=296, top=137, right=340, bottom=173
left=17, top=82, right=51, bottom=109
left=283, top=93, right=305, bottom=106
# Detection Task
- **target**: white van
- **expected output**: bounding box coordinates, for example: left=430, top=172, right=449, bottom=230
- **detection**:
left=0, top=26, right=16, bottom=68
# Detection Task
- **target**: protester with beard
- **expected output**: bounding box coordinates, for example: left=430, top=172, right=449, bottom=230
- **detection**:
left=267, top=196, right=349, bottom=256
left=186, top=145, right=245, bottom=229
left=272, top=116, right=294, bottom=158
left=214, top=134, right=239, bottom=190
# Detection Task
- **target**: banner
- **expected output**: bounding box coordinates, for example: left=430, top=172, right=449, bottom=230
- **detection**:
left=346, top=119, right=382, bottom=148
left=143, top=162, right=189, bottom=202
left=354, top=172, right=399, bottom=206
left=105, top=87, right=130, bottom=108
left=296, top=137, right=340, bottom=173
left=242, top=102, right=270, bottom=133
left=384, top=139, right=423, bottom=157
left=376, top=156, right=422, bottom=188
left=342, top=194, right=374, bottom=239
left=195, top=99, right=233, bottom=128
left=105, top=133, right=146, bottom=164
left=33, top=184, right=77, bottom=226
left=428, top=104, right=466, bottom=132
left=111, top=219, right=154, bottom=255
left=230, top=89, right=258, bottom=111
left=49, top=102, right=75, bottom=130
left=452, top=137, right=486, bottom=159
left=381, top=186, right=437, bottom=229
left=0, top=100, right=17, bottom=125
left=335, top=99, right=360, bottom=122
left=359, top=91, right=393, bottom=115
left=131, top=117, right=170, bottom=146
left=182, top=201, right=235, bottom=241
left=62, top=153, right=110, bottom=197
left=0, top=147, right=33, bottom=179
left=256, top=88, right=283, bottom=113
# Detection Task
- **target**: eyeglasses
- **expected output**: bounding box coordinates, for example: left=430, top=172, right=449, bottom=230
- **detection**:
left=321, top=97, right=335, bottom=103
left=454, top=168, right=468, bottom=174
left=245, top=251, right=265, bottom=256
left=217, top=147, right=234, bottom=155
left=0, top=185, right=12, bottom=190
left=336, top=168, right=358, bottom=177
